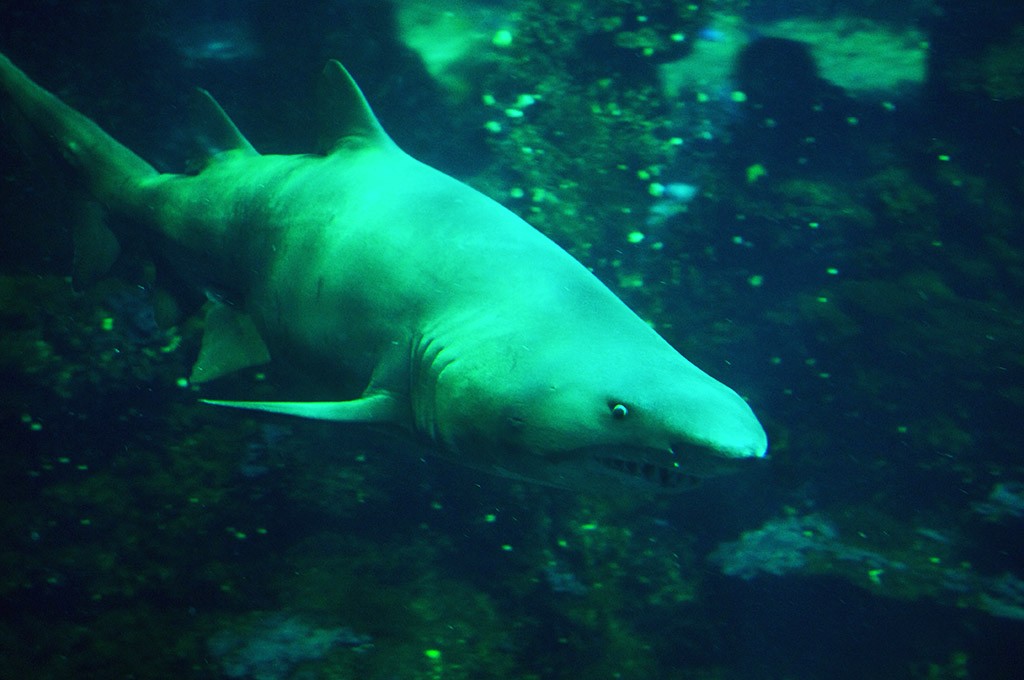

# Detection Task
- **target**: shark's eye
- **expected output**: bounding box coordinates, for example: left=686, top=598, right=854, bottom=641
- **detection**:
left=610, top=403, right=629, bottom=420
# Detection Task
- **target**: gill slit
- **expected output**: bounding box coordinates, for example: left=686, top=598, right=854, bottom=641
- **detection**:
left=409, top=332, right=454, bottom=448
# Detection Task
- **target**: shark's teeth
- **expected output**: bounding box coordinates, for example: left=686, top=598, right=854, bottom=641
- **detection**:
left=595, top=456, right=701, bottom=490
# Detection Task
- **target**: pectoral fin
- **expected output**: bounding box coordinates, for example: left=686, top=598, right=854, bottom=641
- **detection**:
left=189, top=303, right=271, bottom=384
left=200, top=392, right=401, bottom=423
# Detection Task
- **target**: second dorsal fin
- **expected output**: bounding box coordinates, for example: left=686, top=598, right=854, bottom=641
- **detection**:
left=189, top=87, right=258, bottom=166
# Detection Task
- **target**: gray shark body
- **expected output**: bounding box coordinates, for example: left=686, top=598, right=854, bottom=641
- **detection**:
left=0, top=53, right=767, bottom=492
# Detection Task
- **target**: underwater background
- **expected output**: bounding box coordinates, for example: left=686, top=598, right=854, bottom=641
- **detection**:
left=0, top=0, right=1022, bottom=678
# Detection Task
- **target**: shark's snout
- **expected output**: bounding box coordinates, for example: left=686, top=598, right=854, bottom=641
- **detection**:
left=697, top=422, right=769, bottom=460
left=705, top=406, right=769, bottom=459
left=668, top=383, right=769, bottom=462
left=663, top=410, right=767, bottom=480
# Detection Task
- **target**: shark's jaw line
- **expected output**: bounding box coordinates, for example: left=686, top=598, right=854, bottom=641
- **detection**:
left=592, top=453, right=703, bottom=491
left=585, top=441, right=743, bottom=491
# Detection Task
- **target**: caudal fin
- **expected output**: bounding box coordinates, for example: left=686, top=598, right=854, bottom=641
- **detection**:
left=0, top=52, right=156, bottom=207
left=0, top=52, right=161, bottom=284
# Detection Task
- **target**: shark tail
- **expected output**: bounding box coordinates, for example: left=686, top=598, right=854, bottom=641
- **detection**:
left=0, top=53, right=159, bottom=283
left=0, top=53, right=157, bottom=205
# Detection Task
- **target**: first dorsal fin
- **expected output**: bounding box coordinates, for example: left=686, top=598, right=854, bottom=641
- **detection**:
left=188, top=87, right=258, bottom=166
left=317, top=60, right=393, bottom=154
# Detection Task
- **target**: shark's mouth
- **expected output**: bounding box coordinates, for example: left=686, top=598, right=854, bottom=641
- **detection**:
left=492, top=443, right=751, bottom=494
left=593, top=455, right=702, bottom=490
left=580, top=440, right=751, bottom=492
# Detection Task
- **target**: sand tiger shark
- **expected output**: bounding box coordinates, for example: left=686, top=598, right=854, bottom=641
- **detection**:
left=0, top=52, right=767, bottom=492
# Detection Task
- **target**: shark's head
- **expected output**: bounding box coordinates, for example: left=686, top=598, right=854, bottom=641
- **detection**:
left=430, top=325, right=768, bottom=493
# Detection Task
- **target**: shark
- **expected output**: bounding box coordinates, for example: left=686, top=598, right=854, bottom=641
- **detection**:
left=0, top=52, right=768, bottom=493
